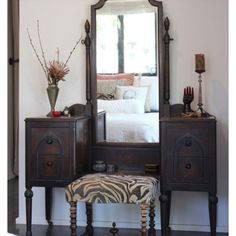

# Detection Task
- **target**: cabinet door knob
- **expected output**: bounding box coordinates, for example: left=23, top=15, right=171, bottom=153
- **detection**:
left=47, top=161, right=53, bottom=167
left=185, top=163, right=192, bottom=169
left=46, top=137, right=53, bottom=144
left=185, top=139, right=192, bottom=147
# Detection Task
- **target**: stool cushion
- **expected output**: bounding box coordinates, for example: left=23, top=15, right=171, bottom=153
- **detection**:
left=65, top=174, right=158, bottom=204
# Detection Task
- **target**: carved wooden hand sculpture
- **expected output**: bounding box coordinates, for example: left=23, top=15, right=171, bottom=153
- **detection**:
left=183, top=86, right=194, bottom=113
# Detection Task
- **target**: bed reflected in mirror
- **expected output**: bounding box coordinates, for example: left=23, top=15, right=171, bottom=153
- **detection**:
left=95, top=0, right=159, bottom=143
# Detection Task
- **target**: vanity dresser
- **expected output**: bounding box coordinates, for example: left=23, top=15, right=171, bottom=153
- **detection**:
left=24, top=0, right=218, bottom=235
left=24, top=111, right=90, bottom=235
left=160, top=113, right=217, bottom=236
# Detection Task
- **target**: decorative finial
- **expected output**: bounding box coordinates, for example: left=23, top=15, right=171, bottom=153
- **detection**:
left=109, top=222, right=119, bottom=235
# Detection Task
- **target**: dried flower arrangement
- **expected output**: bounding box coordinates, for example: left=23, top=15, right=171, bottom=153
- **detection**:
left=27, top=20, right=82, bottom=86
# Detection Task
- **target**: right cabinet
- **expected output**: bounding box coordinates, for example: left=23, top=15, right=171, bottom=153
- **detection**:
left=160, top=117, right=218, bottom=236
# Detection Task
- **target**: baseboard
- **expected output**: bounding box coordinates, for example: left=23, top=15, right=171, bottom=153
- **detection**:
left=16, top=216, right=228, bottom=233
left=168, top=224, right=228, bottom=233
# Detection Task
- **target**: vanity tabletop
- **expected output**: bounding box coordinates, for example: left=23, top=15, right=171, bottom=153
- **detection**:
left=160, top=115, right=216, bottom=122
left=25, top=115, right=88, bottom=122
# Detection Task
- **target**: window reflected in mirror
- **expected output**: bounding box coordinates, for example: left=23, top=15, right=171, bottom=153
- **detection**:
left=96, top=0, right=159, bottom=143
left=97, top=12, right=157, bottom=75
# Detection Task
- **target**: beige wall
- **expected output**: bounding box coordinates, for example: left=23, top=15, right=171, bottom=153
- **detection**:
left=18, top=0, right=228, bottom=232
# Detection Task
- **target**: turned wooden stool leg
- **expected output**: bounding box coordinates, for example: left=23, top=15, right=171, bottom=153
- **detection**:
left=140, top=203, right=148, bottom=236
left=148, top=199, right=156, bottom=236
left=70, top=201, right=77, bottom=236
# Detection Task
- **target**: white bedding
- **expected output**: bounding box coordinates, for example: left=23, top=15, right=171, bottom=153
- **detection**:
left=105, top=112, right=159, bottom=143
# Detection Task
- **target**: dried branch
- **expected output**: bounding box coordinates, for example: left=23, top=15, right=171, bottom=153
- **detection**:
left=57, top=48, right=59, bottom=63
left=64, top=35, right=83, bottom=66
left=27, top=28, right=49, bottom=82
left=37, top=20, right=49, bottom=77
left=27, top=21, right=82, bottom=86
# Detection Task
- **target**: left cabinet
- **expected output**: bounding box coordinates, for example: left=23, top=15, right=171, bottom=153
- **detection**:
left=25, top=116, right=90, bottom=236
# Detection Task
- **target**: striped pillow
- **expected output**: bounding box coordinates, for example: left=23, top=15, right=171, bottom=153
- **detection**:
left=97, top=73, right=135, bottom=86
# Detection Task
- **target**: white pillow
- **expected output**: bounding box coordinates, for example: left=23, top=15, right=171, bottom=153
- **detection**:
left=133, top=76, right=158, bottom=111
left=139, top=85, right=151, bottom=112
left=97, top=99, right=145, bottom=114
left=115, top=85, right=150, bottom=111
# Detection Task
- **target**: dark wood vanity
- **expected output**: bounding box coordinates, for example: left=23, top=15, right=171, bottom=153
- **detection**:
left=160, top=116, right=217, bottom=236
left=24, top=0, right=218, bottom=235
left=25, top=116, right=90, bottom=234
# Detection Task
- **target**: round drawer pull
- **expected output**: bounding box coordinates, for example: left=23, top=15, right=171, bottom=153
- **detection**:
left=185, top=139, right=192, bottom=147
left=185, top=163, right=192, bottom=169
left=47, top=161, right=53, bottom=167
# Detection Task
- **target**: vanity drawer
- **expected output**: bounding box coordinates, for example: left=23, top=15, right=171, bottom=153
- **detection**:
left=29, top=127, right=72, bottom=181
left=165, top=123, right=210, bottom=157
left=25, top=116, right=90, bottom=186
left=170, top=156, right=208, bottom=184
left=160, top=118, right=216, bottom=190
left=37, top=155, right=63, bottom=179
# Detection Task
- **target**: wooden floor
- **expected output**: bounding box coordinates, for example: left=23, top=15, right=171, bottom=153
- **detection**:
left=7, top=224, right=229, bottom=236
left=8, top=178, right=228, bottom=236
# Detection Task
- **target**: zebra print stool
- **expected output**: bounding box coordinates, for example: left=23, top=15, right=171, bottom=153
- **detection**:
left=65, top=173, right=158, bottom=236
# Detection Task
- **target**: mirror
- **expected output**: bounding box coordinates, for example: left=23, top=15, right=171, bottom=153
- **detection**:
left=91, top=0, right=164, bottom=145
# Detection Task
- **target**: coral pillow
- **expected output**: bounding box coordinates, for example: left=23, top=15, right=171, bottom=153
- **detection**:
left=97, top=73, right=135, bottom=86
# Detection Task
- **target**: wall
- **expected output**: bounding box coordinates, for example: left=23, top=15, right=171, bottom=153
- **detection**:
left=18, top=0, right=228, bottom=232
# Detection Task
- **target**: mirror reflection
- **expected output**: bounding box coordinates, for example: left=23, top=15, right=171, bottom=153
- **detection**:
left=96, top=0, right=159, bottom=143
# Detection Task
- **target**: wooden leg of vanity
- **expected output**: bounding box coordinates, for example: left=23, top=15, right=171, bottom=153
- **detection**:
left=159, top=193, right=169, bottom=236
left=70, top=201, right=77, bottom=236
left=45, top=187, right=53, bottom=226
left=208, top=193, right=218, bottom=236
left=166, top=191, right=172, bottom=232
left=83, top=202, right=94, bottom=236
left=148, top=198, right=156, bottom=236
left=25, top=188, right=33, bottom=236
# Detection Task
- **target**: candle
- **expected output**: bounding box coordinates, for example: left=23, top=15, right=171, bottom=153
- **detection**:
left=195, top=54, right=205, bottom=74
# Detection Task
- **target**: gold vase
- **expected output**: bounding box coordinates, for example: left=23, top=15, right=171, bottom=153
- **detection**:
left=47, top=84, right=59, bottom=117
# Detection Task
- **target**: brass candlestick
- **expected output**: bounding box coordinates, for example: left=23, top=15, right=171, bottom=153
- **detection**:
left=195, top=54, right=206, bottom=116
left=197, top=73, right=203, bottom=114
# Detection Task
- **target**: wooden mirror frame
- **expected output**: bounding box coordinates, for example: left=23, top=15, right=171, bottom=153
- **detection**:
left=72, top=0, right=172, bottom=173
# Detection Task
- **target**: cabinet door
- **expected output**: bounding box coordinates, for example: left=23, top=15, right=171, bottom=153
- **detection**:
left=29, top=126, right=74, bottom=181
left=165, top=122, right=211, bottom=187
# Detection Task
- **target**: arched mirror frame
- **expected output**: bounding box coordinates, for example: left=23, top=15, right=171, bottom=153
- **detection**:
left=87, top=0, right=171, bottom=173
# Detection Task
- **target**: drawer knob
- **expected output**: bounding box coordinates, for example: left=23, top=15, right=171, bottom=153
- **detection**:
left=185, top=163, right=192, bottom=169
left=185, top=139, right=192, bottom=147
left=46, top=137, right=53, bottom=144
left=47, top=161, right=53, bottom=167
